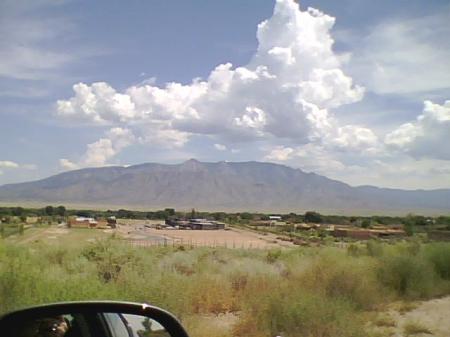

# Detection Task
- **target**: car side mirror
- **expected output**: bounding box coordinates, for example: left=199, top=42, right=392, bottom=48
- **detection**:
left=0, top=301, right=190, bottom=337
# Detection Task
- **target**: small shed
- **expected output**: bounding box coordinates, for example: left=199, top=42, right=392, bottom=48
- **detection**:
left=69, top=217, right=98, bottom=228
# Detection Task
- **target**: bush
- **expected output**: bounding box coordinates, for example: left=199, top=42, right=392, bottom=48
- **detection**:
left=366, top=240, right=383, bottom=257
left=297, top=252, right=381, bottom=310
left=265, top=249, right=282, bottom=263
left=403, top=321, right=432, bottom=336
left=423, top=243, right=450, bottom=280
left=235, top=290, right=364, bottom=337
left=378, top=253, right=436, bottom=298
left=347, top=243, right=362, bottom=256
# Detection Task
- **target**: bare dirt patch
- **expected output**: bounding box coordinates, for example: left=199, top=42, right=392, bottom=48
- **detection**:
left=120, top=225, right=294, bottom=249
left=370, top=296, right=450, bottom=337
left=183, top=313, right=239, bottom=337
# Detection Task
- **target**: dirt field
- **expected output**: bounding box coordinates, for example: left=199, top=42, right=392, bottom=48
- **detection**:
left=119, top=225, right=294, bottom=249
left=370, top=296, right=450, bottom=337
left=8, top=225, right=113, bottom=246
left=7, top=222, right=294, bottom=249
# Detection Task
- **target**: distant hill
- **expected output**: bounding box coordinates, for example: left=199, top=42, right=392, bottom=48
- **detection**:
left=0, top=159, right=449, bottom=214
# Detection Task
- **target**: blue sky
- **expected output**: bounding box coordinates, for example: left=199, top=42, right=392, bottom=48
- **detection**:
left=1, top=0, right=449, bottom=189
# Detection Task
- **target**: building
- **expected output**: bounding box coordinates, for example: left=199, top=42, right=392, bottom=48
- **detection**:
left=295, top=223, right=320, bottom=230
left=164, top=218, right=225, bottom=230
left=333, top=228, right=374, bottom=240
left=250, top=220, right=272, bottom=226
left=107, top=216, right=117, bottom=228
left=269, top=215, right=282, bottom=221
left=68, top=217, right=98, bottom=228
left=188, top=218, right=225, bottom=230
left=25, top=216, right=40, bottom=224
left=370, top=228, right=405, bottom=238
left=428, top=230, right=450, bottom=241
left=333, top=227, right=405, bottom=240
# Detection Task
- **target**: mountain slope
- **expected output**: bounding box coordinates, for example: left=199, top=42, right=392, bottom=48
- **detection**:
left=0, top=159, right=449, bottom=213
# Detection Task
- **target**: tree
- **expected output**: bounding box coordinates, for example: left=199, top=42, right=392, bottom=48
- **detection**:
left=414, top=216, right=427, bottom=226
left=45, top=205, right=54, bottom=216
left=11, top=207, right=24, bottom=216
left=240, top=212, right=253, bottom=220
left=190, top=208, right=196, bottom=219
left=56, top=205, right=66, bottom=216
left=155, top=210, right=168, bottom=219
left=361, top=219, right=371, bottom=228
left=164, top=208, right=175, bottom=216
left=117, top=209, right=133, bottom=219
left=436, top=216, right=450, bottom=226
left=372, top=216, right=385, bottom=225
left=304, top=211, right=322, bottom=224
left=402, top=215, right=415, bottom=236
left=403, top=222, right=414, bottom=236
left=211, top=212, right=227, bottom=221
left=76, top=210, right=92, bottom=218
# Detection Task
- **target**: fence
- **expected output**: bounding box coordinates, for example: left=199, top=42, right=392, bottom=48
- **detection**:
left=125, top=238, right=269, bottom=249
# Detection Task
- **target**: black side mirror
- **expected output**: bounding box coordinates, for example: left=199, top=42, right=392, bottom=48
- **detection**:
left=0, top=301, right=190, bottom=337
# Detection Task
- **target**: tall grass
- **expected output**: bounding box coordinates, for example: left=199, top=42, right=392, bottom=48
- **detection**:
left=0, top=238, right=449, bottom=337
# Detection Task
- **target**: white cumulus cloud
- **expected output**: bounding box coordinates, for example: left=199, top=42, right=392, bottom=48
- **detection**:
left=214, top=144, right=227, bottom=151
left=0, top=160, right=19, bottom=168
left=59, top=127, right=135, bottom=169
left=385, top=100, right=450, bottom=159
left=264, top=146, right=294, bottom=161
left=56, top=0, right=364, bottom=152
left=59, top=158, right=79, bottom=171
left=0, top=161, right=37, bottom=170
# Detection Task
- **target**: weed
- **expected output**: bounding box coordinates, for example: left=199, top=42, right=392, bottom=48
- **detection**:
left=374, top=314, right=396, bottom=327
left=403, top=321, right=432, bottom=336
left=397, top=302, right=418, bottom=314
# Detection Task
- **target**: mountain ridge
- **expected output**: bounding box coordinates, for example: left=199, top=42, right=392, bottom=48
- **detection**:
left=0, top=160, right=449, bottom=214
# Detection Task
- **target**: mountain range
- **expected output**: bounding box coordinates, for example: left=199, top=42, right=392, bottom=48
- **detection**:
left=0, top=159, right=449, bottom=214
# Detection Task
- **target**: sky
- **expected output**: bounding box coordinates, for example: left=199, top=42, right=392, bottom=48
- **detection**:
left=0, top=0, right=449, bottom=190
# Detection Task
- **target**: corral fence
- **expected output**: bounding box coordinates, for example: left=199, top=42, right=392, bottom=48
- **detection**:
left=125, top=238, right=269, bottom=249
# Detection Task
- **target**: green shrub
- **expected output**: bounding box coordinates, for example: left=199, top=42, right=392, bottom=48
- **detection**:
left=403, top=321, right=432, bottom=336
left=347, top=243, right=361, bottom=256
left=366, top=240, right=383, bottom=257
left=373, top=314, right=396, bottom=327
left=235, top=289, right=364, bottom=337
left=378, top=254, right=436, bottom=298
left=423, top=243, right=450, bottom=280
left=293, top=250, right=381, bottom=310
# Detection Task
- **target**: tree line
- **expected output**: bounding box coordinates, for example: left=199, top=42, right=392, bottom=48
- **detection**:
left=1, top=206, right=449, bottom=229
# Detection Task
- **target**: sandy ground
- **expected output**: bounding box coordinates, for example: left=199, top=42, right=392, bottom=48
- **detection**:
left=370, top=296, right=450, bottom=337
left=16, top=227, right=69, bottom=244
left=9, top=225, right=112, bottom=245
left=119, top=224, right=294, bottom=249
left=10, top=223, right=293, bottom=249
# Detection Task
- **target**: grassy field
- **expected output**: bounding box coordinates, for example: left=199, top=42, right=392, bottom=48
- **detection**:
left=1, top=230, right=450, bottom=337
